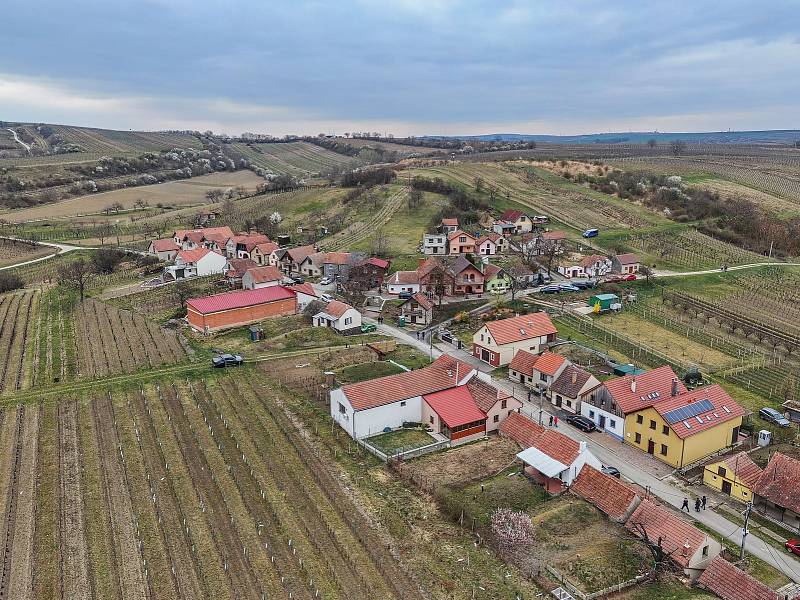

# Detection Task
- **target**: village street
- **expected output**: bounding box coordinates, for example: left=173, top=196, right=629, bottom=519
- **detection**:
left=368, top=317, right=800, bottom=583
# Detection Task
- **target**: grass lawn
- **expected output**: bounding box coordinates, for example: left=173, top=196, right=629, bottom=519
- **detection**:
left=366, top=428, right=436, bottom=455
left=384, top=345, right=433, bottom=369
left=337, top=361, right=405, bottom=384
left=432, top=299, right=488, bottom=324
left=618, top=581, right=715, bottom=599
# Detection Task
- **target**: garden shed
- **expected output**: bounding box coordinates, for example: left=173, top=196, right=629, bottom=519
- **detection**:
left=588, top=293, right=619, bottom=312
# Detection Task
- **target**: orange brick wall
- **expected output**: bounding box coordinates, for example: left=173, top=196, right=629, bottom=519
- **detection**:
left=188, top=297, right=297, bottom=332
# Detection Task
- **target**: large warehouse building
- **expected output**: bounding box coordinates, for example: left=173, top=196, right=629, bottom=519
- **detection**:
left=187, top=285, right=297, bottom=333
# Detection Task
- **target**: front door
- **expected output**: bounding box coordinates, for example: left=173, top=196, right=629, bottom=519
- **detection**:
left=731, top=426, right=739, bottom=445
left=722, top=480, right=732, bottom=495
left=598, top=415, right=606, bottom=429
left=481, top=348, right=490, bottom=362
left=555, top=396, right=562, bottom=407
left=647, top=440, right=655, bottom=455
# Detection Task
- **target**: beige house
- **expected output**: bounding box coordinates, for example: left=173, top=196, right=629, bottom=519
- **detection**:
left=472, top=312, right=558, bottom=367
left=251, top=242, right=279, bottom=266
left=547, top=364, right=601, bottom=414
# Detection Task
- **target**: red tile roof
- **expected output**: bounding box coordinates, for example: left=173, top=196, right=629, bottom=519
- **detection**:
left=543, top=230, right=567, bottom=240
left=226, top=258, right=257, bottom=278
left=286, top=245, right=316, bottom=263
left=466, top=379, right=511, bottom=414
left=533, top=430, right=581, bottom=466
left=187, top=285, right=296, bottom=314
left=322, top=300, right=353, bottom=319
left=447, top=230, right=477, bottom=242
left=245, top=265, right=283, bottom=283
left=580, top=254, right=608, bottom=268
left=151, top=238, right=179, bottom=252
left=500, top=209, right=524, bottom=222
left=366, top=257, right=390, bottom=270
left=322, top=251, right=352, bottom=265
left=509, top=350, right=538, bottom=377
left=177, top=248, right=219, bottom=263
left=753, top=452, right=800, bottom=515
left=708, top=452, right=762, bottom=489
left=499, top=412, right=545, bottom=448
left=603, top=365, right=686, bottom=415
left=289, top=282, right=317, bottom=298
left=476, top=236, right=498, bottom=247
left=483, top=264, right=503, bottom=279
left=402, top=292, right=433, bottom=312
left=625, top=499, right=709, bottom=568
left=424, top=386, right=487, bottom=429
left=571, top=465, right=641, bottom=522
left=653, top=385, right=746, bottom=439
left=484, top=312, right=557, bottom=346
left=342, top=354, right=474, bottom=411
left=698, top=556, right=782, bottom=600
left=533, top=351, right=567, bottom=376
left=177, top=226, right=234, bottom=242
left=253, top=242, right=279, bottom=255
left=388, top=270, right=420, bottom=285
left=229, top=233, right=270, bottom=248
left=615, top=253, right=640, bottom=265
left=441, top=218, right=459, bottom=226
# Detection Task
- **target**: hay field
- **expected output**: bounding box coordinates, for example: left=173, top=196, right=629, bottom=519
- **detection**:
left=3, top=170, right=265, bottom=222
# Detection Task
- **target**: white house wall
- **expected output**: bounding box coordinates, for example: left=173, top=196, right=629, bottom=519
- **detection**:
left=580, top=403, right=624, bottom=440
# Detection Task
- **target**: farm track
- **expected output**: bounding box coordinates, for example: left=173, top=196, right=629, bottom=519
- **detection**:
left=4, top=291, right=35, bottom=393
left=127, top=389, right=208, bottom=599
left=0, top=407, right=22, bottom=600
left=320, top=189, right=407, bottom=250
left=212, top=378, right=386, bottom=598
left=7, top=405, right=40, bottom=600
left=92, top=396, right=149, bottom=600
left=33, top=403, right=60, bottom=599
left=160, top=385, right=264, bottom=599
left=0, top=293, right=23, bottom=392
left=246, top=377, right=426, bottom=600
left=58, top=401, right=91, bottom=600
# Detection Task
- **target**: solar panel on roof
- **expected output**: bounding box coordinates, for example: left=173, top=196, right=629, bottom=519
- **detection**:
left=663, top=398, right=715, bottom=424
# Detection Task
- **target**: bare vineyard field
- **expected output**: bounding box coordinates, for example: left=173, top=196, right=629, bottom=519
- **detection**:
left=0, top=240, right=54, bottom=268
left=54, top=126, right=201, bottom=155
left=331, top=137, right=438, bottom=157
left=230, top=142, right=357, bottom=176
left=3, top=170, right=266, bottom=223
left=75, top=299, right=188, bottom=378
left=0, top=290, right=40, bottom=394
left=0, top=368, right=425, bottom=600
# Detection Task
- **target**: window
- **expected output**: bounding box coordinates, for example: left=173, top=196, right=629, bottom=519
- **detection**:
left=480, top=334, right=484, bottom=342
left=493, top=415, right=499, bottom=423
left=662, top=425, right=670, bottom=435
left=459, top=236, right=466, bottom=242
left=636, top=415, right=644, bottom=424
left=344, top=317, right=352, bottom=325
left=660, top=444, right=668, bottom=456
left=400, top=401, right=406, bottom=407
left=610, top=419, right=616, bottom=428
left=540, top=373, right=548, bottom=382
left=649, top=420, right=656, bottom=430
left=429, top=416, right=434, bottom=424
left=718, top=466, right=727, bottom=478
left=501, top=399, right=507, bottom=409
left=338, top=403, right=346, bottom=415
left=526, top=376, right=532, bottom=383
left=634, top=432, right=642, bottom=444
left=589, top=411, right=595, bottom=418
left=702, top=545, right=709, bottom=558
left=565, top=399, right=571, bottom=407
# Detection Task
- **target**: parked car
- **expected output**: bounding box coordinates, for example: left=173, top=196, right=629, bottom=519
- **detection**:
left=211, top=354, right=243, bottom=368
left=558, top=283, right=581, bottom=292
left=320, top=293, right=333, bottom=303
left=565, top=414, right=597, bottom=432
left=290, top=275, right=305, bottom=284
left=398, top=291, right=413, bottom=299
left=582, top=228, right=599, bottom=238
left=319, top=276, right=333, bottom=285
left=539, top=285, right=561, bottom=294
left=360, top=323, right=377, bottom=333
left=759, top=407, right=790, bottom=427
left=601, top=465, right=621, bottom=479
left=571, top=280, right=596, bottom=290
left=786, top=539, right=800, bottom=557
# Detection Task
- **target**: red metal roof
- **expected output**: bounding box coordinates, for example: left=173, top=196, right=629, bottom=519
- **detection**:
left=187, top=285, right=296, bottom=314
left=653, top=384, right=746, bottom=439
left=603, top=365, right=685, bottom=415
left=342, top=354, right=473, bottom=411
left=484, top=312, right=557, bottom=346
left=366, top=257, right=390, bottom=270
left=699, top=556, right=782, bottom=600
left=423, top=386, right=487, bottom=428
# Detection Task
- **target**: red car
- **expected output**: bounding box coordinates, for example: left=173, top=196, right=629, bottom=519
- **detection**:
left=787, top=540, right=800, bottom=557
left=606, top=274, right=637, bottom=283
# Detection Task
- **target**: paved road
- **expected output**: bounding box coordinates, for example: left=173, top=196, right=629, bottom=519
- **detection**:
left=0, top=238, right=95, bottom=271
left=655, top=262, right=800, bottom=278
left=370, top=318, right=800, bottom=583
left=6, top=127, right=31, bottom=154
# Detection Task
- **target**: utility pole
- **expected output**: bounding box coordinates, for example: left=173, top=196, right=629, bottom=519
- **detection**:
left=740, top=502, right=752, bottom=560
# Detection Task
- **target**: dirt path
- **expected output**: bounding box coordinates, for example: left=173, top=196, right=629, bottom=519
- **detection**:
left=59, top=401, right=91, bottom=600
left=92, top=396, right=148, bottom=600
left=7, top=405, right=40, bottom=600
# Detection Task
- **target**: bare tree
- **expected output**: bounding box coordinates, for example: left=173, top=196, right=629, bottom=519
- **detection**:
left=639, top=265, right=655, bottom=284
left=474, top=176, right=484, bottom=193
left=628, top=521, right=677, bottom=581
left=59, top=258, right=95, bottom=301
left=407, top=188, right=423, bottom=210
left=537, top=239, right=563, bottom=276
left=172, top=280, right=193, bottom=310
left=426, top=262, right=452, bottom=306
left=670, top=140, right=687, bottom=157
left=491, top=508, right=535, bottom=552
left=206, top=188, right=223, bottom=202
left=370, top=228, right=390, bottom=258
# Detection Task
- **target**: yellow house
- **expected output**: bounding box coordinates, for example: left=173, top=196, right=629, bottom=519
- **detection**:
left=624, top=384, right=745, bottom=468
left=702, top=451, right=762, bottom=503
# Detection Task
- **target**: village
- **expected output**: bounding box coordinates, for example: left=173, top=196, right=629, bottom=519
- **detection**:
left=141, top=204, right=800, bottom=600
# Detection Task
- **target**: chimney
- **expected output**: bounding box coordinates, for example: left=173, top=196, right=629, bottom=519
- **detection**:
left=571, top=370, right=578, bottom=384
left=324, top=371, right=336, bottom=387
left=671, top=378, right=679, bottom=397
left=631, top=378, right=637, bottom=393
left=681, top=540, right=690, bottom=557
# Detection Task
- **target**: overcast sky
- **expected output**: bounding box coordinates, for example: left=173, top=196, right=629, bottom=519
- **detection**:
left=1, top=0, right=798, bottom=136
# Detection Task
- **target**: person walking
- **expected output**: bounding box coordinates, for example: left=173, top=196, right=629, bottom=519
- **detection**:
left=553, top=415, right=559, bottom=428
left=548, top=414, right=553, bottom=427
left=681, top=497, right=690, bottom=512
left=694, top=498, right=701, bottom=512
left=701, top=495, right=707, bottom=510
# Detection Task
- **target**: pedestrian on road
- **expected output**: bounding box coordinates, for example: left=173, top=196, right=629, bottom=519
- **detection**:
left=702, top=495, right=707, bottom=510
left=694, top=498, right=701, bottom=512
left=553, top=415, right=558, bottom=428
left=548, top=415, right=553, bottom=427
left=527, top=389, right=532, bottom=402
left=681, top=498, right=690, bottom=512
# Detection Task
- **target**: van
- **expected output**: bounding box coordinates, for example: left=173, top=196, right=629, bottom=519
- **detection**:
left=398, top=291, right=413, bottom=300
left=582, top=228, right=599, bottom=238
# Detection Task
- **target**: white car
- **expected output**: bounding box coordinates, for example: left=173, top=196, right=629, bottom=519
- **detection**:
left=320, top=293, right=333, bottom=303
left=319, top=276, right=333, bottom=285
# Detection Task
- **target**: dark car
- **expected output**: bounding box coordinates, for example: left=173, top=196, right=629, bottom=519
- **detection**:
left=759, top=407, right=790, bottom=427
left=398, top=291, right=413, bottom=299
left=540, top=285, right=561, bottom=294
left=290, top=275, right=305, bottom=284
left=571, top=281, right=595, bottom=290
left=601, top=465, right=621, bottom=478
left=211, top=353, right=244, bottom=368
left=565, top=414, right=597, bottom=432
left=786, top=539, right=800, bottom=557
